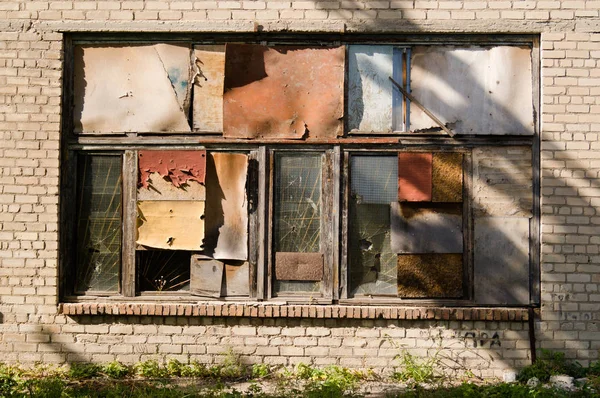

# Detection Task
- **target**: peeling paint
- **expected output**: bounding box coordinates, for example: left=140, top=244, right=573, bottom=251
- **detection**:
left=138, top=150, right=206, bottom=189
left=73, top=44, right=192, bottom=133
left=136, top=201, right=205, bottom=251
left=137, top=172, right=206, bottom=201
left=223, top=44, right=345, bottom=139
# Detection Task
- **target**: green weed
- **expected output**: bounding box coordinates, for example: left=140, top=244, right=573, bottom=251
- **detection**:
left=518, top=349, right=586, bottom=382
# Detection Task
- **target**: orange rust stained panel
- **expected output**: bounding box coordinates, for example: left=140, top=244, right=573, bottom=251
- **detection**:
left=138, top=150, right=206, bottom=189
left=223, top=44, right=345, bottom=139
left=398, top=152, right=433, bottom=202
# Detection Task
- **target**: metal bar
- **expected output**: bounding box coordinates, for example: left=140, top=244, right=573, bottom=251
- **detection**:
left=389, top=76, right=455, bottom=137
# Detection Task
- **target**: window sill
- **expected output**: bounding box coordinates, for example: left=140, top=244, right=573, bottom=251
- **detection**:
left=59, top=302, right=531, bottom=321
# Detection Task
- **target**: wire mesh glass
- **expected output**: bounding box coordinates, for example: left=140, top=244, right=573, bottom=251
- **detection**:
left=75, top=154, right=122, bottom=293
left=349, top=156, right=398, bottom=296
left=273, top=153, right=322, bottom=294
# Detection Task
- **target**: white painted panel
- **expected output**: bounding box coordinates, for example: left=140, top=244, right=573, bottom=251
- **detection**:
left=347, top=45, right=394, bottom=133
left=410, top=46, right=534, bottom=135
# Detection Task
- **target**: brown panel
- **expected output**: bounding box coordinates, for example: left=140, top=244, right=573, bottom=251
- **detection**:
left=137, top=172, right=206, bottom=201
left=136, top=201, right=205, bottom=250
left=397, top=254, right=463, bottom=298
left=204, top=153, right=248, bottom=261
left=73, top=44, right=191, bottom=134
left=398, top=152, right=432, bottom=202
left=223, top=44, right=345, bottom=139
left=275, top=252, right=324, bottom=281
left=138, top=150, right=206, bottom=189
left=190, top=256, right=224, bottom=297
left=432, top=153, right=463, bottom=202
left=193, top=45, right=225, bottom=132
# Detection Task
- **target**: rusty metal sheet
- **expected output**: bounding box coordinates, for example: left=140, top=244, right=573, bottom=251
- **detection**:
left=397, top=254, right=463, bottom=298
left=204, top=153, right=248, bottom=261
left=275, top=252, right=324, bottom=281
left=398, top=152, right=432, bottom=202
left=138, top=150, right=206, bottom=189
left=136, top=201, right=204, bottom=250
left=409, top=46, right=534, bottom=135
left=432, top=152, right=463, bottom=202
left=472, top=147, right=533, bottom=217
left=73, top=44, right=191, bottom=134
left=347, top=45, right=394, bottom=133
left=137, top=172, right=206, bottom=201
left=223, top=44, right=345, bottom=139
left=190, top=255, right=224, bottom=297
left=474, top=217, right=530, bottom=304
left=390, top=202, right=463, bottom=254
left=193, top=45, right=225, bottom=132
left=223, top=261, right=250, bottom=296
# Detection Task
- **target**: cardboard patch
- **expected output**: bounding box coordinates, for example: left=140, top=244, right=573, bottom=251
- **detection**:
left=275, top=252, right=324, bottom=281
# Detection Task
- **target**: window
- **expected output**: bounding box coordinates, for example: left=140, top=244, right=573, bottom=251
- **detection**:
left=61, top=36, right=539, bottom=307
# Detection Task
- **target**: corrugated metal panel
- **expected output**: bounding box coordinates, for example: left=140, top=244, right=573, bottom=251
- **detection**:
left=390, top=202, right=463, bottom=254
left=138, top=150, right=206, bottom=189
left=397, top=254, right=463, bottom=298
left=193, top=45, right=225, bottom=132
left=136, top=201, right=205, bottom=250
left=73, top=44, right=191, bottom=134
left=398, top=152, right=432, bottom=202
left=223, top=44, right=345, bottom=139
left=190, top=256, right=224, bottom=297
left=204, top=153, right=248, bottom=261
left=409, top=46, right=534, bottom=135
left=432, top=152, right=463, bottom=202
left=347, top=45, right=394, bottom=133
left=474, top=217, right=530, bottom=305
left=275, top=252, right=324, bottom=281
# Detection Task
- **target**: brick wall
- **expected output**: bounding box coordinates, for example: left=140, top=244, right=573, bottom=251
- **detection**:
left=1, top=1, right=600, bottom=377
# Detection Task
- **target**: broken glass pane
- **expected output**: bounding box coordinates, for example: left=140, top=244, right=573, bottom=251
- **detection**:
left=273, top=153, right=322, bottom=294
left=349, top=156, right=398, bottom=296
left=75, top=154, right=122, bottom=293
left=137, top=250, right=191, bottom=292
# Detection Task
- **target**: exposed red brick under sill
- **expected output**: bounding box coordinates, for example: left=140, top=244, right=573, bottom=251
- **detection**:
left=59, top=303, right=530, bottom=321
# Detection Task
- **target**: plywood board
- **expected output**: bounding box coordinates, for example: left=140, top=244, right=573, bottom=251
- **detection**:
left=223, top=44, right=345, bottom=139
left=138, top=150, right=206, bottom=189
left=474, top=217, right=530, bottom=304
left=190, top=256, right=224, bottom=297
left=137, top=172, right=206, bottom=201
left=275, top=252, right=324, bottom=281
left=409, top=46, right=534, bottom=135
left=204, top=153, right=248, bottom=260
left=397, top=254, right=463, bottom=298
left=398, top=152, right=432, bottom=202
left=472, top=147, right=533, bottom=217
left=193, top=45, right=225, bottom=132
left=347, top=45, right=394, bottom=133
left=73, top=44, right=191, bottom=134
left=136, top=201, right=205, bottom=250
left=390, top=202, right=463, bottom=254
left=432, top=152, right=463, bottom=202
left=223, top=261, right=250, bottom=296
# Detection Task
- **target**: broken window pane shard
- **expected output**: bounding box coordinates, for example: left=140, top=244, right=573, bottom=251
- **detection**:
left=409, top=45, right=534, bottom=135
left=73, top=44, right=192, bottom=134
left=223, top=44, right=345, bottom=139
left=138, top=150, right=206, bottom=189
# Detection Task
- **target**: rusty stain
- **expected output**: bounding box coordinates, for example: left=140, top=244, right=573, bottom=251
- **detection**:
left=391, top=202, right=463, bottom=254
left=193, top=45, right=226, bottom=132
left=398, top=152, right=432, bottom=202
left=73, top=44, right=192, bottom=134
left=397, top=253, right=463, bottom=298
left=190, top=255, right=224, bottom=297
left=275, top=252, right=324, bottom=281
left=138, top=150, right=206, bottom=189
left=204, top=153, right=248, bottom=261
left=432, top=152, right=463, bottom=202
left=223, top=44, right=345, bottom=139
left=136, top=201, right=205, bottom=250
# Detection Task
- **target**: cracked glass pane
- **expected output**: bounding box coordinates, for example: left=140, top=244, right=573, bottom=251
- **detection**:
left=273, top=153, right=322, bottom=294
left=75, top=154, right=122, bottom=293
left=349, top=155, right=398, bottom=296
